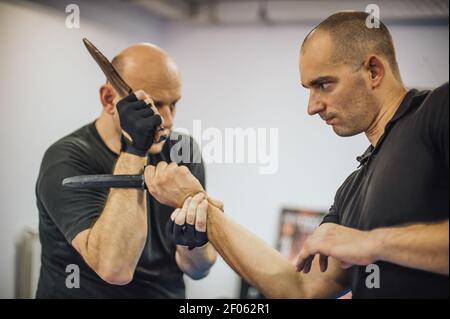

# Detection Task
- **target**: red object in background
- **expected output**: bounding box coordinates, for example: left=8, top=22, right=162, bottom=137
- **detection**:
left=275, top=208, right=353, bottom=299
left=276, top=208, right=325, bottom=262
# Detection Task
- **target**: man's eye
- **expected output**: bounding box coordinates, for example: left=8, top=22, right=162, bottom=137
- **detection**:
left=319, top=83, right=332, bottom=90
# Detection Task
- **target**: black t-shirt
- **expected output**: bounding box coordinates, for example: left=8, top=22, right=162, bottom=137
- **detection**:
left=35, top=122, right=205, bottom=298
left=322, top=83, right=449, bottom=298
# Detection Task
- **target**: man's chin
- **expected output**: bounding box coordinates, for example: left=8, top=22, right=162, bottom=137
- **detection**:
left=332, top=125, right=361, bottom=137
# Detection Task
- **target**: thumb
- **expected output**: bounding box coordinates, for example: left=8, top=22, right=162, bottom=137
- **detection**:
left=144, top=165, right=156, bottom=187
left=207, top=196, right=224, bottom=211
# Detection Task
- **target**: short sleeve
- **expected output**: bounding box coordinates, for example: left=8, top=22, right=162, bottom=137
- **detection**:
left=436, top=85, right=449, bottom=170
left=321, top=204, right=340, bottom=225
left=36, top=161, right=108, bottom=243
left=320, top=179, right=348, bottom=226
left=424, top=82, right=449, bottom=171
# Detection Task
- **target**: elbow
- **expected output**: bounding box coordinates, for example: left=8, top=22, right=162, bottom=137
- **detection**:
left=181, top=260, right=215, bottom=280
left=186, top=268, right=211, bottom=280
left=184, top=255, right=216, bottom=280
left=97, top=265, right=135, bottom=285
left=185, top=256, right=217, bottom=280
left=176, top=246, right=217, bottom=280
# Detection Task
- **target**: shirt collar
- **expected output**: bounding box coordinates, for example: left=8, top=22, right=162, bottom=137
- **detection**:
left=356, top=145, right=374, bottom=167
left=356, top=88, right=426, bottom=167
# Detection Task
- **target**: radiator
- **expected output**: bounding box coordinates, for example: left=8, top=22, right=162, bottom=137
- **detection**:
left=15, top=227, right=41, bottom=299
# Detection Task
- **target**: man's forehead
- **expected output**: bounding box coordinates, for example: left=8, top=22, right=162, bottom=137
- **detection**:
left=300, top=53, right=337, bottom=85
left=122, top=68, right=181, bottom=96
left=302, top=30, right=333, bottom=55
left=300, top=32, right=336, bottom=81
left=149, top=86, right=181, bottom=102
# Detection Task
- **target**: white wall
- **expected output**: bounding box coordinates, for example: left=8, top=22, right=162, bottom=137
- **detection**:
left=0, top=0, right=162, bottom=298
left=161, top=21, right=449, bottom=298
left=0, top=0, right=448, bottom=299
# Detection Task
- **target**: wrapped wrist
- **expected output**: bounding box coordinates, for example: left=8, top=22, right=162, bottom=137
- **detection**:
left=120, top=135, right=149, bottom=157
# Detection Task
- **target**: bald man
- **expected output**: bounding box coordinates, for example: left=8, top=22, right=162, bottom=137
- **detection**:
left=143, top=12, right=449, bottom=298
left=35, top=43, right=217, bottom=298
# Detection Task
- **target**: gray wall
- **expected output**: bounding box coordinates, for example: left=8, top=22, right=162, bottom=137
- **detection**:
left=0, top=0, right=448, bottom=298
left=162, top=20, right=449, bottom=298
left=0, top=0, right=163, bottom=298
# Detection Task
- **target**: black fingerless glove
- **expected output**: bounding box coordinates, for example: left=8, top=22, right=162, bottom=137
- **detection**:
left=165, top=219, right=208, bottom=250
left=116, top=93, right=162, bottom=157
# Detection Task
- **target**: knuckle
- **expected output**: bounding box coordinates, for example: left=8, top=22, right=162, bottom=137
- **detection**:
left=186, top=216, right=195, bottom=224
left=157, top=161, right=167, bottom=169
left=196, top=221, right=205, bottom=229
left=175, top=215, right=184, bottom=225
left=148, top=185, right=159, bottom=197
left=169, top=162, right=178, bottom=169
left=179, top=165, right=190, bottom=173
left=145, top=165, right=155, bottom=173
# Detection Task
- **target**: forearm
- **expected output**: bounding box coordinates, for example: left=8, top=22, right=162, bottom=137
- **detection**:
left=206, top=205, right=311, bottom=298
left=84, top=153, right=148, bottom=283
left=176, top=243, right=217, bottom=280
left=371, top=220, right=449, bottom=275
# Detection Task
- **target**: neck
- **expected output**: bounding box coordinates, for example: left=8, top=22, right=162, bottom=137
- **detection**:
left=365, top=83, right=407, bottom=146
left=95, top=112, right=121, bottom=155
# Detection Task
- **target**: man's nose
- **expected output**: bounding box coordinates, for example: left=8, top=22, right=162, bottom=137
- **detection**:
left=307, top=92, right=326, bottom=116
left=158, top=105, right=174, bottom=129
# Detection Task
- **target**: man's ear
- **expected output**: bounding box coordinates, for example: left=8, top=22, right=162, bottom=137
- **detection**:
left=99, top=84, right=117, bottom=115
left=365, top=55, right=385, bottom=89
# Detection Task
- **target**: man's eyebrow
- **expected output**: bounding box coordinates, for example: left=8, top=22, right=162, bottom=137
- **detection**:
left=153, top=97, right=181, bottom=106
left=302, top=76, right=337, bottom=88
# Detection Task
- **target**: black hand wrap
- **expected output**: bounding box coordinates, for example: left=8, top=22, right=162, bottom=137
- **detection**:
left=165, top=219, right=208, bottom=250
left=116, top=93, right=162, bottom=157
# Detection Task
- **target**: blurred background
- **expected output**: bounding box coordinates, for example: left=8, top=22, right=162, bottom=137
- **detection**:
left=0, top=0, right=448, bottom=298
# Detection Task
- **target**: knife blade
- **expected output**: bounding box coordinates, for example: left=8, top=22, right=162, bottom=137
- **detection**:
left=83, top=37, right=132, bottom=97
left=82, top=37, right=167, bottom=144
left=62, top=174, right=145, bottom=189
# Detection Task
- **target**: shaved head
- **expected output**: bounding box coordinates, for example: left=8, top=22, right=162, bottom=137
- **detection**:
left=302, top=11, right=400, bottom=79
left=111, top=43, right=181, bottom=93
left=98, top=42, right=182, bottom=155
left=299, top=11, right=408, bottom=139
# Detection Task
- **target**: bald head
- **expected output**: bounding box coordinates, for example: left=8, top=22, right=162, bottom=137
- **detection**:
left=99, top=42, right=181, bottom=155
left=111, top=43, right=181, bottom=93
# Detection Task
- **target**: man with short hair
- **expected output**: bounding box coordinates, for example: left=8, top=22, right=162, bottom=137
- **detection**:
left=36, top=43, right=217, bottom=298
left=145, top=11, right=449, bottom=298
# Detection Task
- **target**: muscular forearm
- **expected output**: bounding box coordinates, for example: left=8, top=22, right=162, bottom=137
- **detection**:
left=83, top=153, right=148, bottom=284
left=206, top=205, right=342, bottom=298
left=371, top=220, right=449, bottom=275
left=176, top=243, right=217, bottom=280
